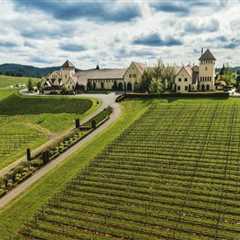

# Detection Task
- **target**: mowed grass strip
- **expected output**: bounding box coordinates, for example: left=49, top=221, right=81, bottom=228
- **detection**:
left=0, top=91, right=98, bottom=169
left=15, top=98, right=240, bottom=240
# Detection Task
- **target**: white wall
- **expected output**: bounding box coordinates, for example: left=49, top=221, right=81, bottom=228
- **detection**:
left=175, top=68, right=192, bottom=93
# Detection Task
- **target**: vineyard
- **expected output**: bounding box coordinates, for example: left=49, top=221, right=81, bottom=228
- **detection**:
left=0, top=91, right=94, bottom=169
left=17, top=101, right=240, bottom=240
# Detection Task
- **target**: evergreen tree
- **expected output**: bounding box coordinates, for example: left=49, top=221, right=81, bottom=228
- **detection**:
left=149, top=78, right=164, bottom=94
left=140, top=69, right=153, bottom=92
left=27, top=79, right=33, bottom=92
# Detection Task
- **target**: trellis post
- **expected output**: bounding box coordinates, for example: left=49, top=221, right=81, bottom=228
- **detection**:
left=26, top=148, right=31, bottom=161
left=75, top=119, right=80, bottom=128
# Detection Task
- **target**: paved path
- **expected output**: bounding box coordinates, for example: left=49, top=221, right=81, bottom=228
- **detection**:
left=0, top=94, right=121, bottom=209
left=0, top=92, right=119, bottom=178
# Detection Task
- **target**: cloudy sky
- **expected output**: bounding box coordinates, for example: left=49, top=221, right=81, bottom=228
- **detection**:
left=0, top=0, right=240, bottom=69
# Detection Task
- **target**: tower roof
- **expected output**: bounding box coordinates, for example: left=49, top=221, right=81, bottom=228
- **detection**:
left=199, top=49, right=216, bottom=61
left=62, top=60, right=75, bottom=68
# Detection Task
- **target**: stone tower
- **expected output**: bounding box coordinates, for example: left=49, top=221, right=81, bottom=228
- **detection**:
left=62, top=60, right=75, bottom=76
left=198, top=49, right=216, bottom=91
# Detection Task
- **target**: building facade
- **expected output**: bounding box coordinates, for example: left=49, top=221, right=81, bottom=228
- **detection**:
left=123, top=62, right=146, bottom=92
left=175, top=49, right=216, bottom=93
left=41, top=49, right=216, bottom=94
left=175, top=66, right=193, bottom=93
left=41, top=61, right=146, bottom=93
left=198, top=49, right=216, bottom=91
left=40, top=60, right=77, bottom=94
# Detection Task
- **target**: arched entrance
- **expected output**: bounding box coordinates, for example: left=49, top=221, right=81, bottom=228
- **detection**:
left=101, top=82, right=104, bottom=89
left=206, top=84, right=210, bottom=91
left=75, top=83, right=85, bottom=93
left=118, top=82, right=123, bottom=91
left=127, top=82, right=132, bottom=92
left=201, top=85, right=205, bottom=91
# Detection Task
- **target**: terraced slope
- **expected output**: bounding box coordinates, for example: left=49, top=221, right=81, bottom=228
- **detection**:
left=18, top=102, right=240, bottom=240
left=0, top=91, right=94, bottom=169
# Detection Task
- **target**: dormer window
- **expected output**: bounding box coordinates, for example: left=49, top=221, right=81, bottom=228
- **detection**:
left=178, top=78, right=181, bottom=82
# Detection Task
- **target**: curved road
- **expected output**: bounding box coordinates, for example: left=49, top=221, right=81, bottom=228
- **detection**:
left=0, top=92, right=119, bottom=177
left=0, top=93, right=121, bottom=209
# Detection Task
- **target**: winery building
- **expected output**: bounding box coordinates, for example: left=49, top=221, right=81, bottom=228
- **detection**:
left=41, top=61, right=147, bottom=93
left=175, top=49, right=216, bottom=93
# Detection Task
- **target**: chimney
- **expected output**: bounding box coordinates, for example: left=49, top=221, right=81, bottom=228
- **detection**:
left=201, top=48, right=203, bottom=55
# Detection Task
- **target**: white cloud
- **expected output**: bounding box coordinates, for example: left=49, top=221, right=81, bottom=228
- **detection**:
left=0, top=0, right=240, bottom=68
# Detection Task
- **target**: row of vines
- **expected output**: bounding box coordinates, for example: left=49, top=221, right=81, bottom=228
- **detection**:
left=17, top=103, right=240, bottom=240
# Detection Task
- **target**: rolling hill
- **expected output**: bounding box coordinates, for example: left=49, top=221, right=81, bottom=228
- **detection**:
left=0, top=63, right=61, bottom=78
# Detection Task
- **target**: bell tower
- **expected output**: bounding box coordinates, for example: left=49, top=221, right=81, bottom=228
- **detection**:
left=198, top=49, right=216, bottom=91
left=62, top=60, right=75, bottom=76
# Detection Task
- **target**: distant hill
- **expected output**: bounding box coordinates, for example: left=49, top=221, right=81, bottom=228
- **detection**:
left=0, top=63, right=61, bottom=78
left=216, top=66, right=240, bottom=74
left=231, top=66, right=240, bottom=73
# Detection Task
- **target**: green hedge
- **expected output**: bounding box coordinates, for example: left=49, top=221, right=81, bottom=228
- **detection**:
left=83, top=106, right=113, bottom=128
left=125, top=92, right=229, bottom=99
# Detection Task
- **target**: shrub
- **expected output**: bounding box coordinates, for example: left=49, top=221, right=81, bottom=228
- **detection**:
left=30, top=159, right=44, bottom=168
left=91, top=120, right=96, bottom=129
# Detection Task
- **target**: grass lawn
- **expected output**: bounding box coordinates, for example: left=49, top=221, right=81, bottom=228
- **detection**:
left=0, top=89, right=15, bottom=100
left=0, top=99, right=151, bottom=239
left=0, top=75, right=39, bottom=89
left=0, top=90, right=99, bottom=170
left=13, top=97, right=240, bottom=240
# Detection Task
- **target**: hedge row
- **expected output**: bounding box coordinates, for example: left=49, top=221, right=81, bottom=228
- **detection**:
left=0, top=106, right=113, bottom=200
left=124, top=92, right=229, bottom=99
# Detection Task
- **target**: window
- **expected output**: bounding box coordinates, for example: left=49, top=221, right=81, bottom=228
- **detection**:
left=185, top=86, right=188, bottom=91
left=209, top=76, right=211, bottom=81
left=101, top=82, right=104, bottom=89
left=132, top=74, right=137, bottom=78
left=205, top=66, right=208, bottom=71
left=185, top=78, right=188, bottom=81
left=129, top=74, right=131, bottom=78
left=177, top=86, right=181, bottom=91
left=178, top=78, right=181, bottom=82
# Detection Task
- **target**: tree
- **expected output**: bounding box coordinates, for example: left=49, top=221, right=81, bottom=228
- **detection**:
left=27, top=79, right=33, bottom=92
left=149, top=78, right=164, bottom=94
left=140, top=59, right=176, bottom=93
left=150, top=59, right=167, bottom=93
left=140, top=68, right=153, bottom=92
left=163, top=64, right=177, bottom=90
left=222, top=68, right=236, bottom=87
left=36, top=81, right=41, bottom=91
